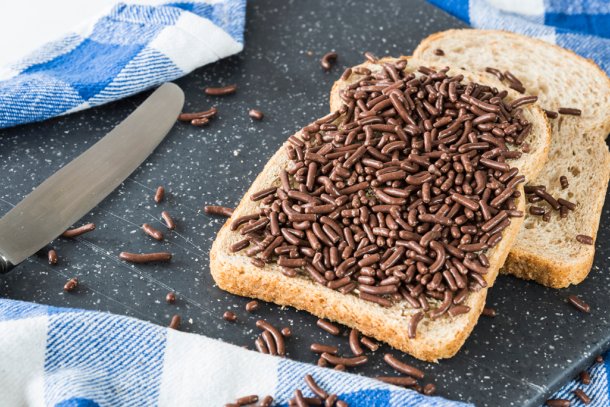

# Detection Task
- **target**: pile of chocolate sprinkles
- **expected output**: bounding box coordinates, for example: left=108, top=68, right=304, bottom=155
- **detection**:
left=230, top=57, right=535, bottom=336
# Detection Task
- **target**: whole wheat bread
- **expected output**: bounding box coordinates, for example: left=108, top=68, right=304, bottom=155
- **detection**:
left=210, top=59, right=549, bottom=361
left=413, top=29, right=610, bottom=288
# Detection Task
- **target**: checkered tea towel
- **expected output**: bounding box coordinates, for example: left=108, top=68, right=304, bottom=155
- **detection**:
left=0, top=1, right=246, bottom=129
left=0, top=299, right=470, bottom=407
left=427, top=0, right=610, bottom=75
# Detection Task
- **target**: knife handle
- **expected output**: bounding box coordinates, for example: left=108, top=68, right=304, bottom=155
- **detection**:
left=0, top=253, right=14, bottom=274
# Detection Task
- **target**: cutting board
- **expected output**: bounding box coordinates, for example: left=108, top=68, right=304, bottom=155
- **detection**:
left=1, top=1, right=608, bottom=405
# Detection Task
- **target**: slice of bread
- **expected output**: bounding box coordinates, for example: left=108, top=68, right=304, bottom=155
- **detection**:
left=413, top=29, right=610, bottom=288
left=210, top=60, right=549, bottom=361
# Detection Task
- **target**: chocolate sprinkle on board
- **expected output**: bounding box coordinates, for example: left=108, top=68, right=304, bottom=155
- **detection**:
left=63, top=278, right=78, bottom=292
left=568, top=295, right=591, bottom=313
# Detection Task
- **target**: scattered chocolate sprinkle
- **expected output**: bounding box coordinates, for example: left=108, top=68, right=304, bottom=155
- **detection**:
left=482, top=307, right=497, bottom=317
left=245, top=300, right=260, bottom=312
left=262, top=331, right=277, bottom=356
left=408, top=312, right=424, bottom=339
left=376, top=376, right=417, bottom=387
left=334, top=364, right=346, bottom=371
left=341, top=68, right=352, bottom=81
left=545, top=399, right=570, bottom=407
left=154, top=186, right=165, bottom=203
left=258, top=395, right=274, bottom=407
left=250, top=187, right=277, bottom=202
left=165, top=292, right=176, bottom=304
left=119, top=251, right=172, bottom=263
left=348, top=329, right=364, bottom=356
left=62, top=223, right=95, bottom=238
left=234, top=395, right=258, bottom=405
left=281, top=327, right=292, bottom=337
left=256, top=319, right=286, bottom=356
left=568, top=295, right=590, bottom=313
left=423, top=383, right=436, bottom=395
left=204, top=205, right=234, bottom=217
left=223, top=310, right=237, bottom=322
left=205, top=84, right=237, bottom=96
left=161, top=210, right=176, bottom=230
left=251, top=258, right=265, bottom=268
left=178, top=107, right=217, bottom=122
left=317, top=319, right=341, bottom=336
left=249, top=109, right=264, bottom=121
left=142, top=223, right=164, bottom=241
left=524, top=183, right=576, bottom=220
left=191, top=117, right=210, bottom=127
left=63, top=277, right=78, bottom=292
left=169, top=314, right=181, bottom=330
left=576, top=235, right=593, bottom=245
left=504, top=70, right=525, bottom=92
left=558, top=107, right=581, bottom=116
left=573, top=389, right=591, bottom=404
left=230, top=239, right=250, bottom=253
left=310, top=343, right=338, bottom=354
left=363, top=51, right=378, bottom=63
left=360, top=336, right=379, bottom=352
left=510, top=95, right=538, bottom=109
left=544, top=110, right=558, bottom=119
left=560, top=176, right=569, bottom=190
left=433, top=49, right=444, bottom=56
left=321, top=352, right=368, bottom=367
left=580, top=371, right=591, bottom=385
left=48, top=249, right=58, bottom=265
left=305, top=374, right=328, bottom=399
left=558, top=198, right=576, bottom=211
left=484, top=67, right=504, bottom=81
left=383, top=354, right=425, bottom=379
left=254, top=337, right=268, bottom=354
left=320, top=52, right=338, bottom=71
left=596, top=355, right=604, bottom=363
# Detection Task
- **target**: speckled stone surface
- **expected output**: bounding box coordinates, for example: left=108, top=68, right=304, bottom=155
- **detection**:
left=0, top=1, right=608, bottom=406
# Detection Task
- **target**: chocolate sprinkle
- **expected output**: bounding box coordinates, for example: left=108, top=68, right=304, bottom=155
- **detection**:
left=63, top=277, right=78, bottom=292
left=568, top=295, right=590, bottom=313
left=576, top=234, right=594, bottom=245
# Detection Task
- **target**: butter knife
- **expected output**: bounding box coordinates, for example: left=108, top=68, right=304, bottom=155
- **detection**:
left=0, top=83, right=184, bottom=273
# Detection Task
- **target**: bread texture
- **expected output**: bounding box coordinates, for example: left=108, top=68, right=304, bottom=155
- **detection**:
left=210, top=59, right=548, bottom=361
left=414, top=29, right=610, bottom=287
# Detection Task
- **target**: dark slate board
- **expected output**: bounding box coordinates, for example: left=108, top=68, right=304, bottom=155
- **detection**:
left=1, top=1, right=608, bottom=405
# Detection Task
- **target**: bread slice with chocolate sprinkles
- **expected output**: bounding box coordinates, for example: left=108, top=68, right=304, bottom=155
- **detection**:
left=210, top=57, right=548, bottom=362
left=414, top=29, right=610, bottom=288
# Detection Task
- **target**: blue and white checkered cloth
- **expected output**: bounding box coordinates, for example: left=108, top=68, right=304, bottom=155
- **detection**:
left=428, top=0, right=610, bottom=75
left=0, top=299, right=468, bottom=407
left=0, top=1, right=246, bottom=129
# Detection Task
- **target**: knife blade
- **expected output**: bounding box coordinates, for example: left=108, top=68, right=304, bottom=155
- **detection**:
left=0, top=82, right=184, bottom=273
